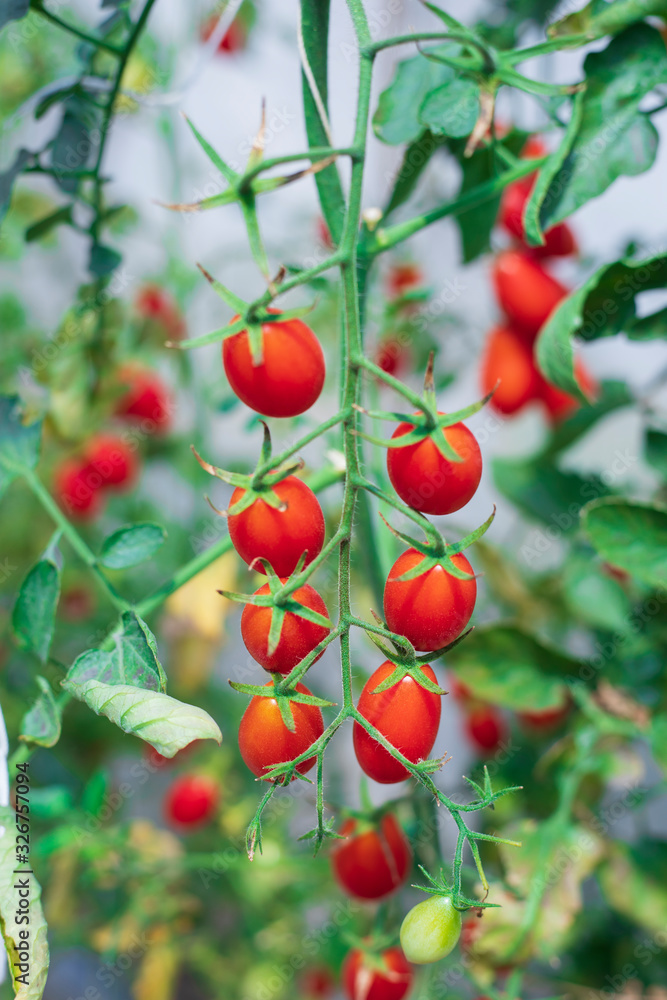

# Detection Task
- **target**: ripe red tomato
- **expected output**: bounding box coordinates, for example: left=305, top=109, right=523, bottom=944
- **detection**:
left=387, top=262, right=422, bottom=297
left=480, top=325, right=541, bottom=416
left=228, top=476, right=325, bottom=578
left=164, top=773, right=218, bottom=826
left=492, top=251, right=567, bottom=340
left=238, top=681, right=324, bottom=781
left=223, top=314, right=325, bottom=418
left=200, top=13, right=247, bottom=53
left=342, top=947, right=413, bottom=1000
left=83, top=434, right=138, bottom=491
left=384, top=548, right=476, bottom=652
left=301, top=966, right=335, bottom=998
left=353, top=660, right=442, bottom=784
left=448, top=672, right=472, bottom=702
left=135, top=283, right=185, bottom=340
left=500, top=178, right=576, bottom=259
left=54, top=458, right=102, bottom=520
left=114, top=366, right=172, bottom=433
left=539, top=357, right=597, bottom=423
left=331, top=813, right=412, bottom=900
left=387, top=414, right=482, bottom=515
left=241, top=580, right=330, bottom=674
left=465, top=706, right=506, bottom=755
left=375, top=336, right=410, bottom=378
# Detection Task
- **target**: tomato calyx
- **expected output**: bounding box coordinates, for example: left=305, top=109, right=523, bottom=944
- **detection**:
left=380, top=505, right=496, bottom=578
left=192, top=422, right=305, bottom=517
left=355, top=354, right=494, bottom=462
left=229, top=676, right=335, bottom=734
left=220, top=555, right=333, bottom=657
left=411, top=864, right=491, bottom=913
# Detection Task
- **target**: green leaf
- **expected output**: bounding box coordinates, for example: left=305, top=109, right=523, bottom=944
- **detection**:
left=651, top=713, right=667, bottom=777
left=12, top=559, right=60, bottom=662
left=526, top=25, right=667, bottom=236
left=99, top=523, right=166, bottom=570
left=51, top=105, right=97, bottom=194
left=543, top=381, right=633, bottom=457
left=25, top=204, right=73, bottom=243
left=492, top=455, right=610, bottom=529
left=384, top=131, right=446, bottom=218
left=62, top=680, right=222, bottom=757
left=581, top=498, right=667, bottom=588
left=535, top=252, right=667, bottom=396
left=628, top=306, right=667, bottom=339
left=646, top=428, right=667, bottom=479
left=446, top=626, right=577, bottom=711
left=0, top=0, right=29, bottom=29
left=183, top=115, right=237, bottom=184
left=89, top=242, right=122, bottom=277
left=561, top=558, right=632, bottom=633
left=19, top=676, right=61, bottom=748
left=67, top=612, right=167, bottom=691
left=598, top=842, right=667, bottom=936
left=373, top=52, right=452, bottom=145
left=0, top=807, right=49, bottom=998
left=0, top=148, right=30, bottom=224
left=419, top=78, right=480, bottom=139
left=0, top=396, right=42, bottom=500
left=549, top=0, right=667, bottom=40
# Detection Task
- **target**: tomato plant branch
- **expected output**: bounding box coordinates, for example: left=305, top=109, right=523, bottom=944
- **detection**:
left=33, top=5, right=124, bottom=56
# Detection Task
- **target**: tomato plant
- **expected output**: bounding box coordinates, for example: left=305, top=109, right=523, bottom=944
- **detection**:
left=353, top=661, right=442, bottom=784
left=342, top=946, right=413, bottom=1000
left=331, top=812, right=412, bottom=900
left=3, top=0, right=667, bottom=997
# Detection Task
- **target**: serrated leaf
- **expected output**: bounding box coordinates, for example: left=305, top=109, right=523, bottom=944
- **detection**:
left=373, top=51, right=453, bottom=145
left=581, top=498, right=667, bottom=588
left=526, top=25, right=667, bottom=236
left=99, top=523, right=166, bottom=570
left=62, top=680, right=222, bottom=757
left=19, top=676, right=61, bottom=748
left=12, top=559, right=60, bottom=662
left=419, top=78, right=480, bottom=139
left=0, top=807, right=49, bottom=998
left=67, top=612, right=167, bottom=691
left=0, top=397, right=42, bottom=500
left=535, top=252, right=667, bottom=396
left=446, top=626, right=578, bottom=711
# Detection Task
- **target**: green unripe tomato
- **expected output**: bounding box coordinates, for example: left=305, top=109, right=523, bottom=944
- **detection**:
left=399, top=894, right=462, bottom=964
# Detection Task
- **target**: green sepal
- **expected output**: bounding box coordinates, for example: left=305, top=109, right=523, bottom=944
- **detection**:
left=378, top=512, right=441, bottom=558
left=173, top=315, right=247, bottom=351
left=267, top=607, right=286, bottom=657
left=197, top=263, right=247, bottom=313
left=298, top=821, right=345, bottom=843
left=415, top=625, right=474, bottom=662
left=184, top=114, right=238, bottom=184
left=446, top=506, right=496, bottom=555
left=371, top=662, right=447, bottom=697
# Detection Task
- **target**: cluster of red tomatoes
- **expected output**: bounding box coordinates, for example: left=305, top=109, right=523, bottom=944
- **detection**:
left=199, top=6, right=250, bottom=54
left=54, top=365, right=172, bottom=520
left=481, top=138, right=595, bottom=422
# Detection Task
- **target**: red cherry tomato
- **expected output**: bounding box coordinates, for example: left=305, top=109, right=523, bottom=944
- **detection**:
left=241, top=580, right=330, bottom=674
left=447, top=672, right=472, bottom=702
left=387, top=262, right=422, bottom=297
left=83, top=434, right=138, bottom=491
left=387, top=414, right=482, bottom=515
left=539, top=357, right=597, bottom=423
left=492, top=251, right=567, bottom=340
left=375, top=337, right=410, bottom=378
left=238, top=681, right=324, bottom=782
left=228, top=476, right=325, bottom=578
left=115, top=366, right=172, bottom=433
left=54, top=458, right=102, bottom=520
left=301, top=966, right=335, bottom=998
left=135, top=284, right=185, bottom=339
left=332, top=813, right=412, bottom=900
left=500, top=178, right=577, bottom=259
left=223, top=314, right=325, bottom=418
left=200, top=13, right=247, bottom=53
left=465, top=706, right=506, bottom=756
left=59, top=586, right=95, bottom=622
left=480, top=324, right=541, bottom=416
left=164, top=773, right=218, bottom=827
left=384, top=548, right=476, bottom=652
left=342, top=947, right=413, bottom=1000
left=353, top=660, right=442, bottom=784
